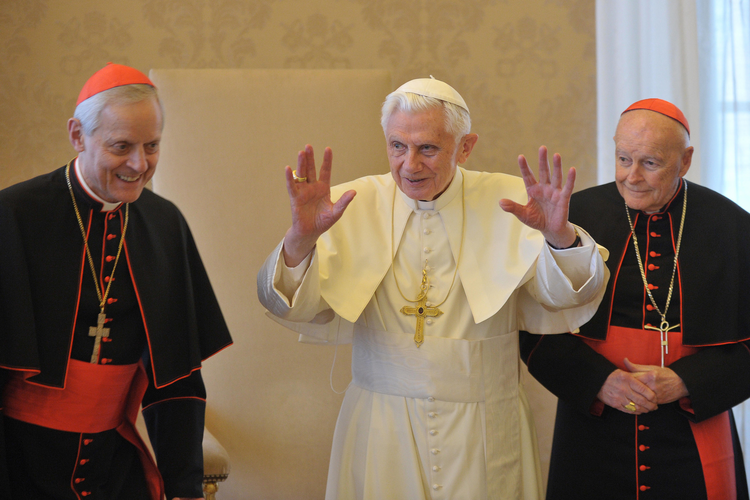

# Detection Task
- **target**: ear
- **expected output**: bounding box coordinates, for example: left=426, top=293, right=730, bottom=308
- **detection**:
left=456, top=133, right=479, bottom=164
left=679, top=146, right=694, bottom=177
left=68, top=118, right=86, bottom=153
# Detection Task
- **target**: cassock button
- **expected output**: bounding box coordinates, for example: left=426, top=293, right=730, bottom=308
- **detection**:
left=432, top=484, right=442, bottom=490
left=75, top=478, right=85, bottom=483
left=638, top=425, right=649, bottom=431
left=640, top=465, right=650, bottom=471
left=431, top=448, right=440, bottom=455
left=426, top=319, right=433, bottom=325
left=639, top=445, right=649, bottom=452
left=648, top=264, right=659, bottom=271
left=428, top=412, right=436, bottom=418
left=646, top=305, right=655, bottom=311
left=640, top=485, right=651, bottom=491
left=430, top=430, right=437, bottom=436
left=650, top=232, right=660, bottom=237
left=84, top=439, right=93, bottom=445
left=423, top=247, right=431, bottom=254
left=648, top=284, right=657, bottom=290
left=105, top=255, right=115, bottom=262
left=427, top=396, right=435, bottom=402
left=432, top=465, right=441, bottom=472
left=650, top=251, right=660, bottom=257
left=79, top=459, right=89, bottom=465
left=107, top=298, right=118, bottom=304
left=108, top=213, right=116, bottom=220
left=81, top=492, right=91, bottom=497
left=424, top=229, right=431, bottom=235
left=107, top=234, right=117, bottom=240
left=423, top=213, right=431, bottom=219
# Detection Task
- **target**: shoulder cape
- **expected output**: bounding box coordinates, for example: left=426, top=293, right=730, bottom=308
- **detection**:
left=569, top=181, right=750, bottom=345
left=0, top=166, right=233, bottom=388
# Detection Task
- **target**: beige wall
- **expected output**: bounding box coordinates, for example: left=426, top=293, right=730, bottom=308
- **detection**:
left=0, top=1, right=596, bottom=498
left=0, top=0, right=596, bottom=189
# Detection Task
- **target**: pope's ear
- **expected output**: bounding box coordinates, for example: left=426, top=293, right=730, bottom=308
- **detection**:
left=68, top=118, right=86, bottom=153
left=457, top=133, right=479, bottom=164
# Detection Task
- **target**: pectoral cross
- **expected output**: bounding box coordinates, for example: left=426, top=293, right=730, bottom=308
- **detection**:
left=645, top=319, right=680, bottom=367
left=89, top=312, right=110, bottom=364
left=400, top=292, right=443, bottom=348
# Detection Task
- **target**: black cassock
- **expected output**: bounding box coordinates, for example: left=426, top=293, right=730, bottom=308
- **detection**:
left=0, top=164, right=233, bottom=499
left=522, top=180, right=750, bottom=500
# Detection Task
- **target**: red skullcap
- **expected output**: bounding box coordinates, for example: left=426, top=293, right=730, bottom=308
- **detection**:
left=76, top=63, right=155, bottom=106
left=622, top=98, right=690, bottom=135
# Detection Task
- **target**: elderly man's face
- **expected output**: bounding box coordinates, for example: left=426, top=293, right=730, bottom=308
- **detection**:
left=385, top=107, right=476, bottom=201
left=71, top=97, right=162, bottom=204
left=614, top=110, right=692, bottom=213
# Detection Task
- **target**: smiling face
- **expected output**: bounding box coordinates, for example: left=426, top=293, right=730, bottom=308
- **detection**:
left=385, top=106, right=477, bottom=201
left=69, top=97, right=162, bottom=204
left=614, top=110, right=693, bottom=213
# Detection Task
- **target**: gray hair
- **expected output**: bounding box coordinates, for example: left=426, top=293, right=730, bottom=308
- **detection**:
left=380, top=92, right=471, bottom=143
left=74, top=84, right=164, bottom=135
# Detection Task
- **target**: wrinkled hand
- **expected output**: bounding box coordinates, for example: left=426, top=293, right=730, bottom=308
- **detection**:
left=624, top=358, right=689, bottom=405
left=282, top=145, right=356, bottom=267
left=597, top=367, right=659, bottom=415
left=499, top=146, right=577, bottom=248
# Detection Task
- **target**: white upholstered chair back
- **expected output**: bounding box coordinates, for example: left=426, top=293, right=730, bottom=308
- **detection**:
left=148, top=69, right=392, bottom=499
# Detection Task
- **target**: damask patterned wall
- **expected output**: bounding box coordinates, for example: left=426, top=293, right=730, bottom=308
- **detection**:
left=0, top=0, right=596, bottom=190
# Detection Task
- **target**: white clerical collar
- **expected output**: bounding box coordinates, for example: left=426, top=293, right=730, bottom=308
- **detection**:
left=398, top=167, right=464, bottom=212
left=74, top=158, right=122, bottom=212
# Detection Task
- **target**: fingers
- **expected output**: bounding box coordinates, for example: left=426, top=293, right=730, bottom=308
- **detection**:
left=318, top=147, right=333, bottom=185
left=537, top=146, right=551, bottom=185
left=297, top=144, right=317, bottom=183
left=599, top=369, right=658, bottom=415
left=516, top=154, right=538, bottom=190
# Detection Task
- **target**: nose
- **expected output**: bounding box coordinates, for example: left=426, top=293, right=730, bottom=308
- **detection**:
left=127, top=146, right=149, bottom=173
left=402, top=149, right=421, bottom=173
left=627, top=164, right=644, bottom=183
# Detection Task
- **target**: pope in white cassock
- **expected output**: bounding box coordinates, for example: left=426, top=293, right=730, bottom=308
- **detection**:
left=257, top=77, right=609, bottom=500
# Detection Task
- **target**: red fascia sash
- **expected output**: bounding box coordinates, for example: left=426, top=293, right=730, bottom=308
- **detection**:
left=2, top=359, right=164, bottom=500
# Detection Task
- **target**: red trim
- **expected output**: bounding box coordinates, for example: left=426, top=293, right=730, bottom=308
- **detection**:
left=141, top=395, right=207, bottom=412
left=634, top=416, right=640, bottom=500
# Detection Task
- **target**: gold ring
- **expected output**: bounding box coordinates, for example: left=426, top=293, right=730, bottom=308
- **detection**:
left=624, top=401, right=637, bottom=412
left=292, top=171, right=307, bottom=183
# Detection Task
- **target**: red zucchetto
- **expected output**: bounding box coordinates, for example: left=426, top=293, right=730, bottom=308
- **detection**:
left=76, top=62, right=155, bottom=106
left=622, top=98, right=690, bottom=136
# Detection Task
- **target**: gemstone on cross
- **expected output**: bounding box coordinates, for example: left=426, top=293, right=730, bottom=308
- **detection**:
left=400, top=293, right=443, bottom=347
left=89, top=312, right=110, bottom=364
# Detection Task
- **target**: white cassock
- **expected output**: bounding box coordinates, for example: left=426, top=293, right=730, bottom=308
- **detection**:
left=258, top=167, right=609, bottom=500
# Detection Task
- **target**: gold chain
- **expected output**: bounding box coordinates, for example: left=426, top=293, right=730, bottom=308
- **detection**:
left=625, top=180, right=687, bottom=323
left=65, top=160, right=129, bottom=314
left=390, top=178, right=465, bottom=308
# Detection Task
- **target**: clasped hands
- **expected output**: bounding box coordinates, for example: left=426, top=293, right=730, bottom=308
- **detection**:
left=597, top=358, right=690, bottom=415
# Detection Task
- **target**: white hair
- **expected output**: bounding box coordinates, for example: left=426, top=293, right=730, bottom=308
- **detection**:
left=380, top=92, right=471, bottom=143
left=74, top=84, right=163, bottom=135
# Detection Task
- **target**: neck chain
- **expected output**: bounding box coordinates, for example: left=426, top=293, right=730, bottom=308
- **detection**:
left=625, top=179, right=687, bottom=367
left=65, top=160, right=129, bottom=363
left=391, top=178, right=465, bottom=347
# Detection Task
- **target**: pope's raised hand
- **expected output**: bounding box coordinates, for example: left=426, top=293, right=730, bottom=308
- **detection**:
left=282, top=145, right=356, bottom=267
left=499, top=146, right=578, bottom=249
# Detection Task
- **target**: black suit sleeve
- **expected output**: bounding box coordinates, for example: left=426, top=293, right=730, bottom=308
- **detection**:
left=669, top=340, right=750, bottom=422
left=141, top=363, right=206, bottom=499
left=520, top=331, right=617, bottom=415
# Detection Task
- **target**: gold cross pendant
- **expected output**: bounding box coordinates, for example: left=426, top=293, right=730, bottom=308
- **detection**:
left=400, top=293, right=443, bottom=347
left=645, top=319, right=680, bottom=367
left=89, top=312, right=111, bottom=364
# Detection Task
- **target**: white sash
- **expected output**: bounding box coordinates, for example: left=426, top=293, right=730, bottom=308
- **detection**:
left=351, top=324, right=520, bottom=499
